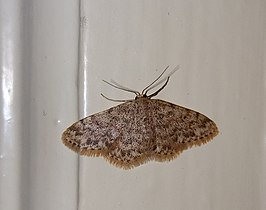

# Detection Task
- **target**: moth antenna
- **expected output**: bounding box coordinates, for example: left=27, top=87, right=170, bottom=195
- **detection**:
left=110, top=79, right=140, bottom=96
left=141, top=66, right=169, bottom=95
left=144, top=66, right=179, bottom=95
left=102, top=80, right=140, bottom=96
left=101, top=93, right=133, bottom=102
left=146, top=76, right=170, bottom=98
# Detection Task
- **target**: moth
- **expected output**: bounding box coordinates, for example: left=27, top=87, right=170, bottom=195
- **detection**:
left=62, top=66, right=219, bottom=169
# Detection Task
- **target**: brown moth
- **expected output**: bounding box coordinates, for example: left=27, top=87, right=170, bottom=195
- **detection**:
left=62, top=66, right=219, bottom=169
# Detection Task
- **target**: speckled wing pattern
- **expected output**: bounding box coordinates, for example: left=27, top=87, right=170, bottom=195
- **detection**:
left=62, top=98, right=218, bottom=169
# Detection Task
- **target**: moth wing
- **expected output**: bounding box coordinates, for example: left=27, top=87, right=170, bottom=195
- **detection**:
left=150, top=99, right=219, bottom=161
left=62, top=98, right=219, bottom=169
left=62, top=100, right=154, bottom=169
left=62, top=104, right=125, bottom=156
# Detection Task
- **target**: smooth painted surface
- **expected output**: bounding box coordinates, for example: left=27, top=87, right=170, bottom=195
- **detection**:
left=0, top=0, right=265, bottom=210
left=0, top=0, right=79, bottom=210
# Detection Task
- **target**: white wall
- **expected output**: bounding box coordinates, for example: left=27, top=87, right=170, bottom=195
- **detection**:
left=0, top=0, right=265, bottom=210
left=0, top=0, right=79, bottom=209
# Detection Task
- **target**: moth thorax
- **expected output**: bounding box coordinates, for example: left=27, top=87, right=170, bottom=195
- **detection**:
left=135, top=94, right=148, bottom=100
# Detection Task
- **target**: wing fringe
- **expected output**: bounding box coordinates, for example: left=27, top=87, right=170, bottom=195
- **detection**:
left=62, top=126, right=219, bottom=170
